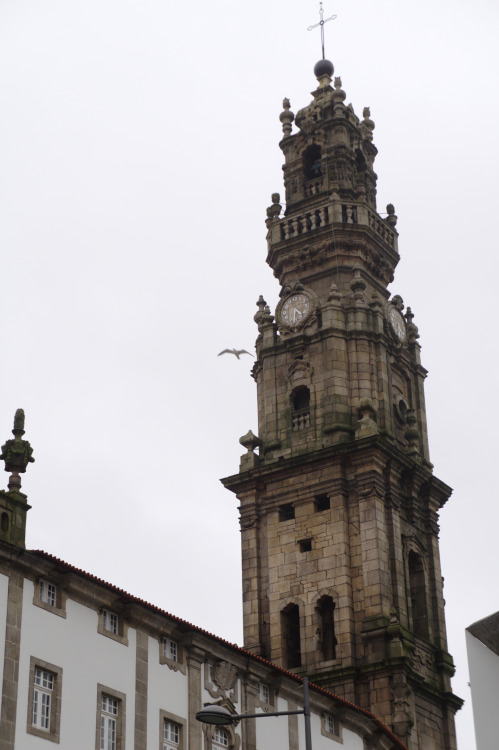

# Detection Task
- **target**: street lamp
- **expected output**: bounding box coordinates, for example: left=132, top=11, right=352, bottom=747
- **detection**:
left=196, top=676, right=312, bottom=750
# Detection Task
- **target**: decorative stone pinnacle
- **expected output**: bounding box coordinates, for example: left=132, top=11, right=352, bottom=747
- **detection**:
left=404, top=409, right=420, bottom=450
left=239, top=430, right=262, bottom=453
left=361, top=107, right=375, bottom=141
left=327, top=282, right=341, bottom=302
left=0, top=409, right=35, bottom=494
left=254, top=295, right=267, bottom=326
left=350, top=266, right=366, bottom=299
left=405, top=307, right=420, bottom=341
left=279, top=99, right=295, bottom=137
left=386, top=203, right=398, bottom=228
left=266, top=193, right=281, bottom=222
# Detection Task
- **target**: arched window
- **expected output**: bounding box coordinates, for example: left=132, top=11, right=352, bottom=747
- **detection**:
left=303, top=144, right=322, bottom=180
left=408, top=551, right=429, bottom=639
left=281, top=603, right=301, bottom=668
left=317, top=596, right=337, bottom=661
left=293, top=387, right=310, bottom=411
left=204, top=722, right=237, bottom=750
left=292, top=387, right=310, bottom=431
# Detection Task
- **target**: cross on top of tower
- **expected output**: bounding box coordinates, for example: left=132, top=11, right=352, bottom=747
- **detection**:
left=307, top=2, right=337, bottom=60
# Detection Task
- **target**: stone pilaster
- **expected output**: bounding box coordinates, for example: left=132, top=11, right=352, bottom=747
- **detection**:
left=0, top=570, right=24, bottom=750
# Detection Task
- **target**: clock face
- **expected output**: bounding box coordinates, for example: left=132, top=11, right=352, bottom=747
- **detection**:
left=389, top=307, right=406, bottom=341
left=281, top=294, right=311, bottom=327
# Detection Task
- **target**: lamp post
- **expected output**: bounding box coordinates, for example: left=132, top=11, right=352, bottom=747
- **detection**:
left=196, top=676, right=312, bottom=750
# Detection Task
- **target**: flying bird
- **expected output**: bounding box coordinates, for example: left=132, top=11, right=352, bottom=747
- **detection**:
left=218, top=348, right=253, bottom=359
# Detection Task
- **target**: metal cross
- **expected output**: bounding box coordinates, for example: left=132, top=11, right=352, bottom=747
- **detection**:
left=307, top=2, right=337, bottom=60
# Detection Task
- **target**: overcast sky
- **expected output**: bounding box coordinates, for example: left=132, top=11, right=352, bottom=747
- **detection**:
left=1, top=1, right=498, bottom=747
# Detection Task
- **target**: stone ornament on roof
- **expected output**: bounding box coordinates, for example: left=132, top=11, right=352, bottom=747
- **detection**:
left=0, top=409, right=35, bottom=493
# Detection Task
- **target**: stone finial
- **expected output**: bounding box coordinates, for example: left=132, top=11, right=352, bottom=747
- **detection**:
left=386, top=203, right=398, bottom=228
left=239, top=430, right=262, bottom=471
left=361, top=107, right=375, bottom=141
left=254, top=295, right=267, bottom=326
left=266, top=193, right=281, bottom=228
left=350, top=266, right=366, bottom=300
left=279, top=98, right=295, bottom=137
left=327, top=282, right=341, bottom=303
left=404, top=409, right=420, bottom=452
left=239, top=430, right=262, bottom=453
left=332, top=76, right=346, bottom=105
left=261, top=305, right=274, bottom=325
left=0, top=409, right=35, bottom=494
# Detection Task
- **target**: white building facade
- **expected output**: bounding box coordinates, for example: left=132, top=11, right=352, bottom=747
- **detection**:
left=466, top=612, right=499, bottom=750
left=0, top=542, right=407, bottom=750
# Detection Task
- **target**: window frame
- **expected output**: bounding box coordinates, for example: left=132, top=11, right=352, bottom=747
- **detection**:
left=279, top=504, right=295, bottom=522
left=98, top=608, right=129, bottom=645
left=203, top=721, right=238, bottom=750
left=159, top=709, right=186, bottom=750
left=33, top=577, right=67, bottom=618
left=255, top=680, right=275, bottom=710
left=159, top=634, right=186, bottom=673
left=321, top=711, right=342, bottom=742
left=96, top=684, right=126, bottom=750
left=26, top=656, right=63, bottom=743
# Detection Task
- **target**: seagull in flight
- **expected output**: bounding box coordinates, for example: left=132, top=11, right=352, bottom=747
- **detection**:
left=218, top=348, right=253, bottom=359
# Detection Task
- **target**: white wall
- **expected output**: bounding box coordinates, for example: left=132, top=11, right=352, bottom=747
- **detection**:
left=466, top=630, right=499, bottom=750
left=16, top=580, right=137, bottom=748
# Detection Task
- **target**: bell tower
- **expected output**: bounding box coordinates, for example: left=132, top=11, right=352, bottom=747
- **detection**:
left=221, top=58, right=462, bottom=749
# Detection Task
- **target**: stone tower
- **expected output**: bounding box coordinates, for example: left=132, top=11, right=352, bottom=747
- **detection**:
left=221, top=60, right=462, bottom=749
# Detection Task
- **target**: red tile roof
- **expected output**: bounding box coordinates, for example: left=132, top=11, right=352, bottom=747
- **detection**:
left=32, top=548, right=408, bottom=750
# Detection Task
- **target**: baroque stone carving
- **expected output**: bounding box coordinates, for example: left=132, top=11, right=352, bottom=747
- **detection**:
left=204, top=660, right=239, bottom=702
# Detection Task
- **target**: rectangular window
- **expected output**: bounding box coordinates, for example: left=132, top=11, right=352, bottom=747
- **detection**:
left=27, top=657, right=63, bottom=742
left=163, top=719, right=180, bottom=749
left=39, top=580, right=57, bottom=607
left=96, top=685, right=126, bottom=750
left=314, top=494, right=330, bottom=512
left=321, top=711, right=341, bottom=741
left=258, top=682, right=270, bottom=704
left=102, top=610, right=118, bottom=635
left=33, top=668, right=53, bottom=730
left=325, top=714, right=336, bottom=734
left=98, top=609, right=128, bottom=645
left=100, top=695, right=118, bottom=750
left=163, top=637, right=177, bottom=662
left=299, top=538, right=312, bottom=552
left=159, top=710, right=185, bottom=750
left=279, top=504, right=295, bottom=521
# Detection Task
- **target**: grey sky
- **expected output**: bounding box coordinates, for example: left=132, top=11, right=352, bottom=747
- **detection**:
left=1, top=2, right=498, bottom=748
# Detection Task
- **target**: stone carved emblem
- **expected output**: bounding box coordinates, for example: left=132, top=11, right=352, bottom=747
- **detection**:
left=213, top=661, right=237, bottom=691
left=205, top=660, right=239, bottom=702
left=213, top=661, right=236, bottom=690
